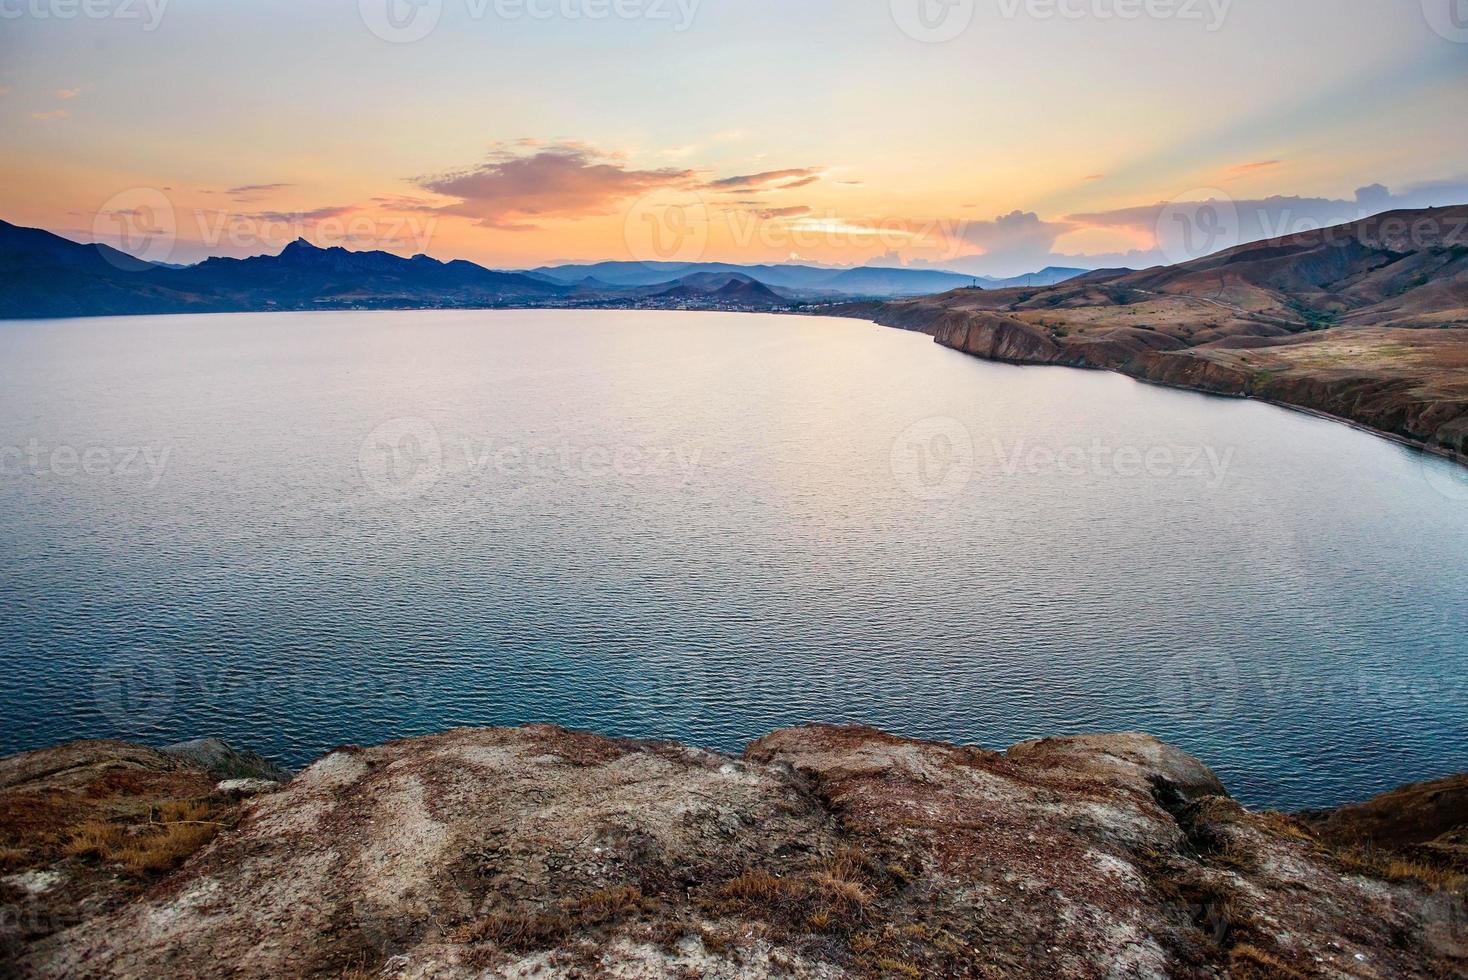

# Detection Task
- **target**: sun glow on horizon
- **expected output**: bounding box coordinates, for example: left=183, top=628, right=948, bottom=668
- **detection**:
left=1, top=0, right=1464, bottom=276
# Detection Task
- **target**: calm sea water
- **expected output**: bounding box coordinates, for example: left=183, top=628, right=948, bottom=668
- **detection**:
left=1, top=310, right=1464, bottom=808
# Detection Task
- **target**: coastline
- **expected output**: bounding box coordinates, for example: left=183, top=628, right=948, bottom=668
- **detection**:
left=11, top=300, right=1466, bottom=467
left=821, top=307, right=1468, bottom=469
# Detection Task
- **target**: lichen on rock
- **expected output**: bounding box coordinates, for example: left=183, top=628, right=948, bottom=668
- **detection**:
left=3, top=726, right=1464, bottom=978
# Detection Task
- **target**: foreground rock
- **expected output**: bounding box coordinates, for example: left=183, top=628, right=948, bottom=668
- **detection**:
left=0, top=738, right=288, bottom=969
left=4, top=726, right=1465, bottom=978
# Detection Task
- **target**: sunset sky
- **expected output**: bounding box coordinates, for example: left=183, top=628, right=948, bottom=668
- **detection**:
left=2, top=0, right=1466, bottom=275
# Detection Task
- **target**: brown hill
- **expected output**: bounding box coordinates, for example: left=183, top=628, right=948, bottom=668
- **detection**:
left=829, top=205, right=1468, bottom=457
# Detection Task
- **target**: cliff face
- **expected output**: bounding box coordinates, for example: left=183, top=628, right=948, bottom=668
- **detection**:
left=927, top=311, right=1067, bottom=365
left=4, top=726, right=1464, bottom=978
left=845, top=299, right=1468, bottom=459
left=831, top=206, right=1468, bottom=459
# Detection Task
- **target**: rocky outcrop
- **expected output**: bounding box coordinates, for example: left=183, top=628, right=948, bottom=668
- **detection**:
left=1129, top=348, right=1468, bottom=453
left=833, top=294, right=1468, bottom=458
left=160, top=738, right=291, bottom=783
left=822, top=205, right=1468, bottom=459
left=4, top=726, right=1464, bottom=978
left=0, top=739, right=289, bottom=969
left=1306, top=773, right=1468, bottom=869
left=927, top=311, right=1068, bottom=365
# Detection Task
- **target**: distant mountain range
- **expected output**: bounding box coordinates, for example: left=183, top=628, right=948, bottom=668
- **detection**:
left=526, top=261, right=1087, bottom=295
left=0, top=219, right=1090, bottom=318
left=0, top=224, right=566, bottom=318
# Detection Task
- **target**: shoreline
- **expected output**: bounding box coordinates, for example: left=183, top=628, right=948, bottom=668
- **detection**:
left=8, top=301, right=1466, bottom=470
left=823, top=309, right=1468, bottom=470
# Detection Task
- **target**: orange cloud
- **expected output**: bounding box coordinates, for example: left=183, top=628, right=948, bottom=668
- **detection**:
left=227, top=183, right=294, bottom=199
left=708, top=168, right=824, bottom=192
left=749, top=205, right=813, bottom=219
left=238, top=205, right=358, bottom=224
left=31, top=110, right=68, bottom=121
left=417, top=144, right=696, bottom=230
left=1227, top=160, right=1283, bottom=174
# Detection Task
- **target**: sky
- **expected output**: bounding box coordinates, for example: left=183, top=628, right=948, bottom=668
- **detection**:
left=2, top=0, right=1466, bottom=276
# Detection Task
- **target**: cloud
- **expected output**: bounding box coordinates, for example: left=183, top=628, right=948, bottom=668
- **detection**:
left=239, top=205, right=358, bottom=224
left=369, top=194, right=440, bottom=213
left=56, top=88, right=82, bottom=99
left=708, top=168, right=824, bottom=192
left=0, top=87, right=10, bottom=97
left=417, top=143, right=696, bottom=230
left=927, top=176, right=1468, bottom=277
left=953, top=209, right=1077, bottom=270
left=1082, top=174, right=1106, bottom=181
left=749, top=205, right=813, bottom=220
left=227, top=183, right=294, bottom=198
left=1227, top=160, right=1283, bottom=175
left=1067, top=178, right=1468, bottom=247
left=31, top=110, right=68, bottom=120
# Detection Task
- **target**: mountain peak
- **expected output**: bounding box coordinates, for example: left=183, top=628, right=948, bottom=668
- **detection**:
left=279, top=237, right=322, bottom=256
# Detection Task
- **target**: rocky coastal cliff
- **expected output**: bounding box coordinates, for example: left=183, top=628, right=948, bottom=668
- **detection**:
left=827, top=206, right=1468, bottom=462
left=834, top=300, right=1468, bottom=464
left=2, top=726, right=1464, bottom=978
